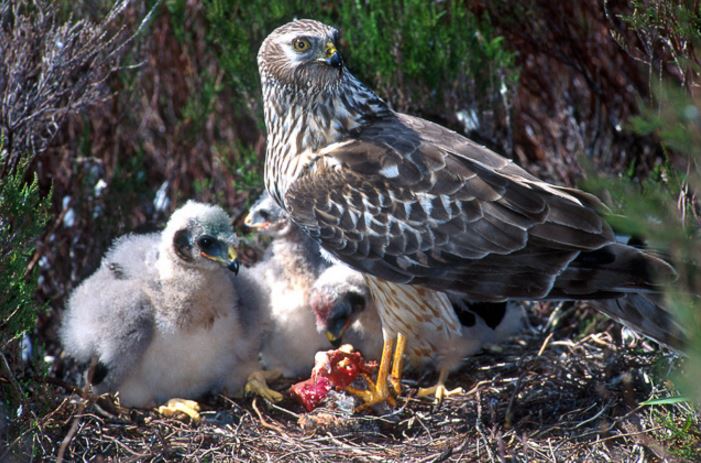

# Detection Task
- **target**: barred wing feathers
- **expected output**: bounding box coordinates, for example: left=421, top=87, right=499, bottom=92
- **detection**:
left=286, top=113, right=674, bottom=302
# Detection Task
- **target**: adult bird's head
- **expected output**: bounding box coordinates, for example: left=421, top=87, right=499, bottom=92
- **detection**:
left=160, top=201, right=240, bottom=275
left=257, top=19, right=389, bottom=208
left=257, top=19, right=343, bottom=91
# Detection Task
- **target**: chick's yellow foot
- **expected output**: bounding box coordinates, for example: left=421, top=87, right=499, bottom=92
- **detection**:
left=157, top=398, right=202, bottom=422
left=244, top=370, right=284, bottom=402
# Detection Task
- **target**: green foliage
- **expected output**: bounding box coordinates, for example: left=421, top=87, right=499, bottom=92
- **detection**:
left=337, top=0, right=518, bottom=108
left=201, top=0, right=331, bottom=105
left=641, top=396, right=690, bottom=406
left=613, top=1, right=701, bottom=92
left=584, top=83, right=701, bottom=411
left=621, top=1, right=701, bottom=43
left=166, top=0, right=189, bottom=43
left=0, top=160, right=51, bottom=347
left=181, top=71, right=223, bottom=137
left=650, top=402, right=701, bottom=459
left=199, top=0, right=517, bottom=111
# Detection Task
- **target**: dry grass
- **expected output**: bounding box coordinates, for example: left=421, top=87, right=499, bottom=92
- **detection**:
left=4, top=301, right=697, bottom=462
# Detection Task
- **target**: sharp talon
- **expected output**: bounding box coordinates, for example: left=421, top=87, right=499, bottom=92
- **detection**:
left=342, top=335, right=405, bottom=412
left=157, top=398, right=202, bottom=422
left=390, top=377, right=402, bottom=396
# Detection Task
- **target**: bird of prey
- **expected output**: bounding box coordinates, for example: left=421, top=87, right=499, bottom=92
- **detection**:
left=60, top=200, right=277, bottom=416
left=257, top=19, right=682, bottom=408
left=311, top=262, right=525, bottom=400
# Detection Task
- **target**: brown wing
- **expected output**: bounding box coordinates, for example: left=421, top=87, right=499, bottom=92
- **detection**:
left=285, top=113, right=668, bottom=301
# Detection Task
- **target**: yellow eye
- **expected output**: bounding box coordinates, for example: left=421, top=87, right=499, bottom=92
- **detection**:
left=292, top=38, right=311, bottom=52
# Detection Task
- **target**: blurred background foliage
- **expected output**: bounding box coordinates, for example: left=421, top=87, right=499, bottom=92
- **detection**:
left=2, top=0, right=701, bottom=457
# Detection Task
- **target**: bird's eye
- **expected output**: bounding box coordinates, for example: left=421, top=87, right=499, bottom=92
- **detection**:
left=197, top=236, right=215, bottom=250
left=259, top=210, right=270, bottom=220
left=348, top=293, right=366, bottom=313
left=292, top=38, right=311, bottom=52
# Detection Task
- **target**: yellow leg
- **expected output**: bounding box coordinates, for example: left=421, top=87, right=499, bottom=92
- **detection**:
left=244, top=369, right=284, bottom=402
left=157, top=398, right=202, bottom=422
left=417, top=368, right=464, bottom=403
left=345, top=335, right=396, bottom=411
left=390, top=332, right=407, bottom=395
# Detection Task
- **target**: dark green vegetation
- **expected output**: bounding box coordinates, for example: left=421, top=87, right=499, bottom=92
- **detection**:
left=1, top=0, right=700, bottom=460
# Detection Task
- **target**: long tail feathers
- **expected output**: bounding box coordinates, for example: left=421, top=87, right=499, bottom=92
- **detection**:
left=550, top=243, right=676, bottom=298
left=596, top=293, right=686, bottom=350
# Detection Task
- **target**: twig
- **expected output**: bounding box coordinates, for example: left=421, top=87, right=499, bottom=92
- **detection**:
left=537, top=332, right=555, bottom=356
left=56, top=398, right=89, bottom=463
left=251, top=398, right=285, bottom=434
left=0, top=352, right=25, bottom=412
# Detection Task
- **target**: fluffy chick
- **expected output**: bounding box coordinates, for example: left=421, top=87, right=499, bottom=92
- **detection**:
left=243, top=191, right=330, bottom=378
left=60, top=201, right=262, bottom=408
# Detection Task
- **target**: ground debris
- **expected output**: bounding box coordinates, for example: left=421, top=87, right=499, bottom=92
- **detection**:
left=6, top=302, right=696, bottom=462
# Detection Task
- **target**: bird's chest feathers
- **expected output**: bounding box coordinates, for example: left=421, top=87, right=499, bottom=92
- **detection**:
left=264, top=90, right=359, bottom=203
left=156, top=270, right=235, bottom=331
left=364, top=275, right=462, bottom=359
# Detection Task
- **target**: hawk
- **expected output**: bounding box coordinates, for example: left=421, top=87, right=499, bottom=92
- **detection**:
left=61, top=201, right=279, bottom=419
left=257, top=19, right=683, bottom=408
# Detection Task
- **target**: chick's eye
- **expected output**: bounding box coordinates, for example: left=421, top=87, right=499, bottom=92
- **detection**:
left=292, top=38, right=311, bottom=52
left=197, top=236, right=214, bottom=250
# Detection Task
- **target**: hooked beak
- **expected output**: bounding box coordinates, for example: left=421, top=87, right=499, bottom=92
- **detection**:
left=325, top=330, right=343, bottom=349
left=226, top=245, right=240, bottom=274
left=202, top=243, right=240, bottom=275
left=321, top=41, right=342, bottom=69
left=324, top=313, right=352, bottom=349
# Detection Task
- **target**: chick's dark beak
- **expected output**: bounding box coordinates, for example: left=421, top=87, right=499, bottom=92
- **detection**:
left=200, top=239, right=240, bottom=274
left=226, top=244, right=239, bottom=274
left=324, top=298, right=353, bottom=348
left=325, top=330, right=343, bottom=348
left=227, top=259, right=240, bottom=275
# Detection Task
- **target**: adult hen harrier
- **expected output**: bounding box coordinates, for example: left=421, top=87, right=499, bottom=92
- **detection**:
left=257, top=19, right=682, bottom=408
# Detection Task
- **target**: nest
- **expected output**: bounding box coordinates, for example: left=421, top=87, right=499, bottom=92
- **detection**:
left=3, top=301, right=695, bottom=462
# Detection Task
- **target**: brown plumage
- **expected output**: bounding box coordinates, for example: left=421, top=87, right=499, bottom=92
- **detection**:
left=258, top=19, right=683, bottom=407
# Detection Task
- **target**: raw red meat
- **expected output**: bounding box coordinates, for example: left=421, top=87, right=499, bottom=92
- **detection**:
left=290, top=345, right=376, bottom=411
